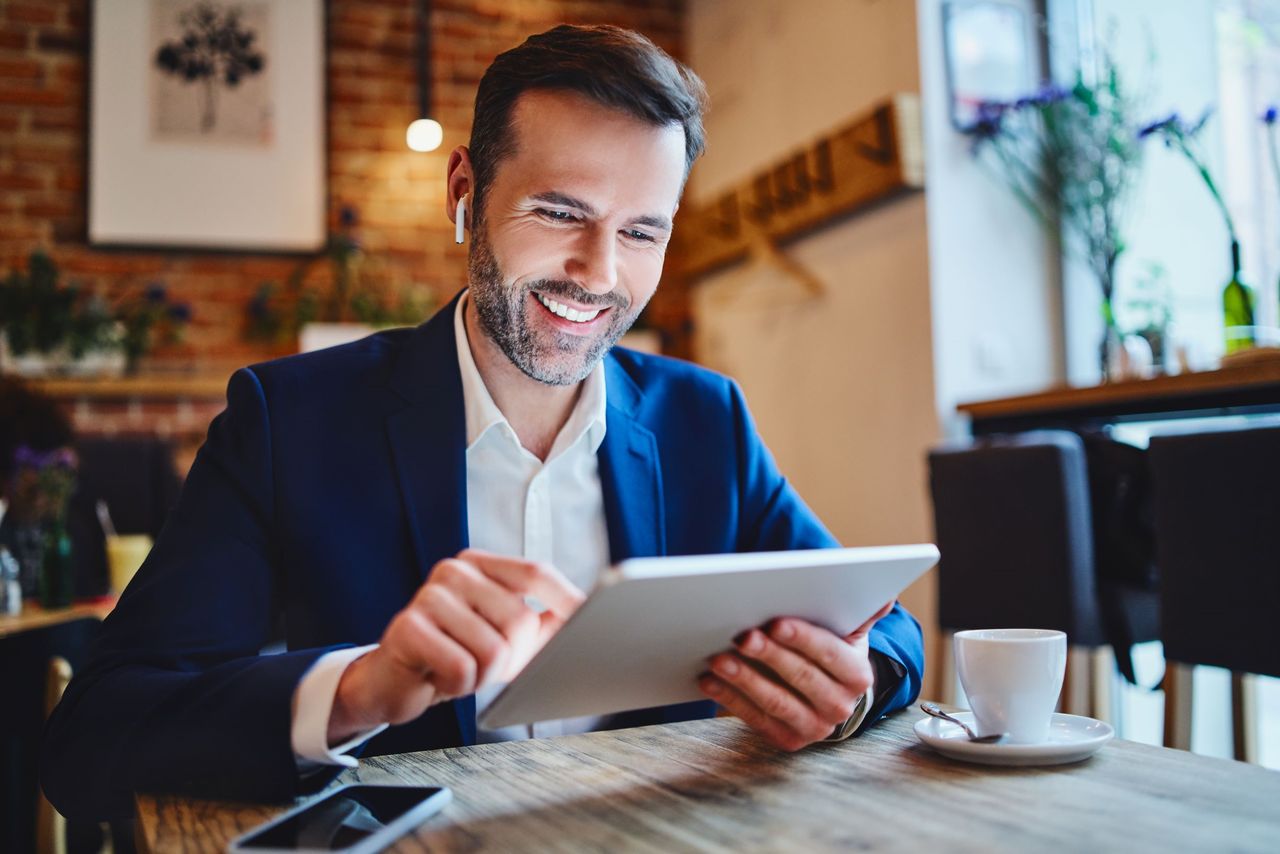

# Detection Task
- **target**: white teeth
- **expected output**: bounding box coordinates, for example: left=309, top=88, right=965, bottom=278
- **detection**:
left=536, top=293, right=602, bottom=323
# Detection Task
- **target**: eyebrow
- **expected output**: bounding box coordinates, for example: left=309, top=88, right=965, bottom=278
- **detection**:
left=530, top=191, right=672, bottom=233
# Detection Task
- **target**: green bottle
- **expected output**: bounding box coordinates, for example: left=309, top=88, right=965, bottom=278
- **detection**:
left=39, top=522, right=74, bottom=609
left=1223, top=240, right=1255, bottom=354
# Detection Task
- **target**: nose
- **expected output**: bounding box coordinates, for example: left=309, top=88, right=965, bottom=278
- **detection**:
left=563, top=224, right=618, bottom=295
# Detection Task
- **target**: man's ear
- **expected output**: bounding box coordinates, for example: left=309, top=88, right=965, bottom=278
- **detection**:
left=446, top=146, right=474, bottom=226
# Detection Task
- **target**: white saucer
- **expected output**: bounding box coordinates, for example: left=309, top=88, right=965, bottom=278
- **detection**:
left=914, top=711, right=1114, bottom=767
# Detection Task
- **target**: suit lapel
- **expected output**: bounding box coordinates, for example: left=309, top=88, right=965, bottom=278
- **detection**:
left=384, top=294, right=470, bottom=581
left=599, top=356, right=666, bottom=561
left=382, top=292, right=476, bottom=745
left=380, top=311, right=669, bottom=745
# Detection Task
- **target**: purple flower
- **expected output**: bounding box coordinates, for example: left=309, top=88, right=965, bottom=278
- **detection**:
left=13, top=446, right=44, bottom=468
left=167, top=302, right=192, bottom=322
left=1139, top=110, right=1212, bottom=142
left=144, top=282, right=167, bottom=304
left=964, top=101, right=1006, bottom=139
left=12, top=445, right=76, bottom=470
left=1029, top=84, right=1071, bottom=107
left=339, top=205, right=359, bottom=229
left=1137, top=113, right=1177, bottom=139
left=1263, top=105, right=1278, bottom=125
left=1006, top=84, right=1070, bottom=112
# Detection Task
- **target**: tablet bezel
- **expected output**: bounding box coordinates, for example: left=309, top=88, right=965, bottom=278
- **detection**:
left=479, top=544, right=938, bottom=729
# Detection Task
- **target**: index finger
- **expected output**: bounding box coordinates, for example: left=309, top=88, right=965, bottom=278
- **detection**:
left=455, top=548, right=586, bottom=618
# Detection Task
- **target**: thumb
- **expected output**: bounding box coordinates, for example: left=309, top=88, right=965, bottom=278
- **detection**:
left=847, top=600, right=894, bottom=642
left=537, top=609, right=568, bottom=646
left=500, top=611, right=569, bottom=680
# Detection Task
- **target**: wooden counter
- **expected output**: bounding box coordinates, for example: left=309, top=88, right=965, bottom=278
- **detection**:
left=137, top=710, right=1280, bottom=852
left=0, top=599, right=114, bottom=639
left=958, top=359, right=1280, bottom=435
left=27, top=375, right=230, bottom=400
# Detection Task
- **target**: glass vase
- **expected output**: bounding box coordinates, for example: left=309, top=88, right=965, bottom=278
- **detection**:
left=1099, top=298, right=1122, bottom=382
left=12, top=523, right=44, bottom=597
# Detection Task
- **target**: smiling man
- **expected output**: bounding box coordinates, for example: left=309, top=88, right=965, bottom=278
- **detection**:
left=42, top=25, right=924, bottom=822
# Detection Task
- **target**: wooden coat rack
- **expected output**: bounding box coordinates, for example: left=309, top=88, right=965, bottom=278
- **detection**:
left=672, top=93, right=924, bottom=292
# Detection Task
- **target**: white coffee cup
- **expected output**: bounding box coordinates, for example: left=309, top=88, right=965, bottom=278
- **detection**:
left=954, top=628, right=1066, bottom=744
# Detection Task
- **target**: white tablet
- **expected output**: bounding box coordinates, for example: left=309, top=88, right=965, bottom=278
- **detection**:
left=479, top=544, right=938, bottom=729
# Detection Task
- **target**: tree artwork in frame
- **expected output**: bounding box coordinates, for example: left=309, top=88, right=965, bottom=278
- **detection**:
left=89, top=0, right=326, bottom=252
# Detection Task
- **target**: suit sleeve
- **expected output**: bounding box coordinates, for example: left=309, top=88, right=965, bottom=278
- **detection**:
left=725, top=379, right=924, bottom=727
left=41, top=368, right=346, bottom=822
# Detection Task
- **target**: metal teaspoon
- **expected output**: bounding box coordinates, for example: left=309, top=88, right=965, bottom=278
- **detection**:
left=920, top=703, right=1008, bottom=744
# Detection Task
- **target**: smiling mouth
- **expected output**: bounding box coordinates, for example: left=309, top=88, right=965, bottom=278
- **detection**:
left=534, top=292, right=608, bottom=324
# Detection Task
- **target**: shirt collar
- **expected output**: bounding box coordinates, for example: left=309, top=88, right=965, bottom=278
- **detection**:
left=454, top=291, right=607, bottom=456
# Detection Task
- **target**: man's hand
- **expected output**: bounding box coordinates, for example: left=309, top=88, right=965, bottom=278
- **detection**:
left=327, top=549, right=585, bottom=744
left=698, top=601, right=895, bottom=752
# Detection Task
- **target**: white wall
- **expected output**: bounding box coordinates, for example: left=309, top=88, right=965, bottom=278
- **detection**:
left=685, top=0, right=1066, bottom=697
left=918, top=0, right=1063, bottom=430
left=686, top=0, right=942, bottom=691
left=1060, top=0, right=1228, bottom=381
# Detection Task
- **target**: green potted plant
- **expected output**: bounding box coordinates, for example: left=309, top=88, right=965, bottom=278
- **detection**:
left=964, top=55, right=1145, bottom=380
left=1139, top=111, right=1253, bottom=354
left=245, top=206, right=436, bottom=352
left=1119, top=260, right=1173, bottom=372
left=0, top=252, right=193, bottom=376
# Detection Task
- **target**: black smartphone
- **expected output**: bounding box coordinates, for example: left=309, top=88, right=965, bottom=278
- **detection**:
left=229, top=784, right=452, bottom=853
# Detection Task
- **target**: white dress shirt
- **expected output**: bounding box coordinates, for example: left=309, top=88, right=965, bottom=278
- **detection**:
left=290, top=292, right=612, bottom=766
left=289, top=292, right=873, bottom=768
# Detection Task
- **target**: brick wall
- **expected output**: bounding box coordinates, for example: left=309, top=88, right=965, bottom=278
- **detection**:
left=0, top=0, right=687, bottom=373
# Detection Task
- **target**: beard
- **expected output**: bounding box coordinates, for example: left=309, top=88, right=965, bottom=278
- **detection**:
left=467, top=219, right=647, bottom=386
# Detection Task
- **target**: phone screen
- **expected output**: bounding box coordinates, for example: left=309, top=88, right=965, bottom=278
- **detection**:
left=237, top=785, right=447, bottom=850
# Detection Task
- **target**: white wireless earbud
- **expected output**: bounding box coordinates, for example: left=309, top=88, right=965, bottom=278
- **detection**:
left=455, top=194, right=467, bottom=244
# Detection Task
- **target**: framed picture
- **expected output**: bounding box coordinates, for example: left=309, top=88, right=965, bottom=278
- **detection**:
left=943, top=1, right=1037, bottom=130
left=89, top=0, right=326, bottom=252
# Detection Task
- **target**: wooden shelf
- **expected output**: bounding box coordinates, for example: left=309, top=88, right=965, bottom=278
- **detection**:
left=0, top=599, right=115, bottom=639
left=958, top=361, right=1280, bottom=434
left=26, top=374, right=230, bottom=401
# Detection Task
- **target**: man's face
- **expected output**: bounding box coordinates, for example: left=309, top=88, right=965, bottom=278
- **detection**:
left=467, top=89, right=687, bottom=386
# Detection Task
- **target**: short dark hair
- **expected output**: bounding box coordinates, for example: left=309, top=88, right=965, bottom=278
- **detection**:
left=468, top=24, right=708, bottom=211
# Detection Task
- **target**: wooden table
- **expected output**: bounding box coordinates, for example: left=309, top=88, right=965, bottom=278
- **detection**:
left=137, top=710, right=1280, bottom=852
left=0, top=599, right=113, bottom=640
left=958, top=359, right=1280, bottom=435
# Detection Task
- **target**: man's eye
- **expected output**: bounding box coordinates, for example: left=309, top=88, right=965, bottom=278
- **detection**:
left=537, top=208, right=576, bottom=222
left=624, top=229, right=656, bottom=243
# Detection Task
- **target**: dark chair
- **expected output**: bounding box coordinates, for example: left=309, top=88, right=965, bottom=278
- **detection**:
left=67, top=436, right=182, bottom=597
left=0, top=618, right=103, bottom=854
left=1149, top=424, right=1280, bottom=762
left=928, top=430, right=1160, bottom=718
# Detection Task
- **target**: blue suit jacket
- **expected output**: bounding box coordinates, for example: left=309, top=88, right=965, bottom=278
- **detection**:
left=42, top=294, right=923, bottom=821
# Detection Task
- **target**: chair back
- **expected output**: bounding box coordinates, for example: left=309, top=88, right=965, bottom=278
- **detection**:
left=1149, top=424, right=1280, bottom=677
left=928, top=431, right=1104, bottom=644
left=67, top=437, right=181, bottom=598
left=0, top=618, right=100, bottom=854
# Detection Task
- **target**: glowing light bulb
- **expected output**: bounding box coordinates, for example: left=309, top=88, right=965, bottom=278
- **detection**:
left=406, top=118, right=443, bottom=152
